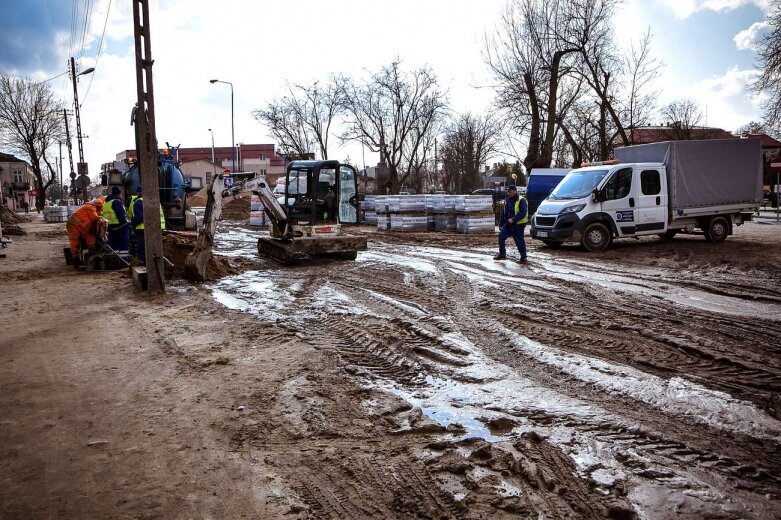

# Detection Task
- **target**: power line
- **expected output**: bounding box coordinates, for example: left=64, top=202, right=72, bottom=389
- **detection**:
left=6, top=71, right=70, bottom=95
left=82, top=0, right=112, bottom=104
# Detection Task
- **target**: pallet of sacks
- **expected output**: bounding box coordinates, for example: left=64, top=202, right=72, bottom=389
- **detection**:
left=390, top=214, right=428, bottom=231
left=249, top=195, right=268, bottom=227
left=427, top=194, right=457, bottom=232
left=374, top=195, right=389, bottom=229
left=454, top=195, right=495, bottom=234
left=44, top=206, right=68, bottom=223
left=362, top=195, right=377, bottom=224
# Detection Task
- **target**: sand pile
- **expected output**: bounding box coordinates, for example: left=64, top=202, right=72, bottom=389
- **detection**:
left=162, top=231, right=234, bottom=281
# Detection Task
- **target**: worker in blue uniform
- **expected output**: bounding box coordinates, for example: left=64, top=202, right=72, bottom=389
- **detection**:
left=130, top=187, right=166, bottom=265
left=101, top=186, right=129, bottom=261
left=494, top=185, right=529, bottom=264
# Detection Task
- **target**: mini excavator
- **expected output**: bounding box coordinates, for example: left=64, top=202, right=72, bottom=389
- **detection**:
left=185, top=160, right=367, bottom=279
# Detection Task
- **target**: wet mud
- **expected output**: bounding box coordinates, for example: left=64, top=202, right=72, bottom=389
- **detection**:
left=209, top=222, right=781, bottom=519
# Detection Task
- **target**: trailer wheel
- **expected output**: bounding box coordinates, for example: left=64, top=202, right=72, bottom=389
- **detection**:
left=704, top=216, right=729, bottom=243
left=541, top=240, right=562, bottom=249
left=581, top=223, right=611, bottom=252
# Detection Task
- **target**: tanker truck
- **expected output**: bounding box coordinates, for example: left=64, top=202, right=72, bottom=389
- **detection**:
left=120, top=145, right=199, bottom=231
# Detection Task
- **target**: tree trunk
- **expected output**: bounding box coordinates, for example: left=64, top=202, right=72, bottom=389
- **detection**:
left=523, top=72, right=542, bottom=174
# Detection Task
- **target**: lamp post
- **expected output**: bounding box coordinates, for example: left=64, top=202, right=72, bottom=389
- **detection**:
left=70, top=57, right=94, bottom=203
left=209, top=79, right=235, bottom=173
left=208, top=128, right=216, bottom=184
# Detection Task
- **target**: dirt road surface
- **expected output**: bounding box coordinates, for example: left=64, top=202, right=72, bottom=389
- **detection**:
left=1, top=215, right=780, bottom=519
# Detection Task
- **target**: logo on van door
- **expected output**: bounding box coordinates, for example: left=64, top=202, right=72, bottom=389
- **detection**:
left=615, top=210, right=634, bottom=222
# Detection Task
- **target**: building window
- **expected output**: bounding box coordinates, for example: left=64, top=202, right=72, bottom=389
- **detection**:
left=261, top=169, right=267, bottom=175
left=13, top=170, right=23, bottom=183
left=206, top=172, right=212, bottom=186
left=260, top=154, right=266, bottom=161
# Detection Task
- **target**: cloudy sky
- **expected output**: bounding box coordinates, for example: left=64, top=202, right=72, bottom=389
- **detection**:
left=0, top=0, right=772, bottom=176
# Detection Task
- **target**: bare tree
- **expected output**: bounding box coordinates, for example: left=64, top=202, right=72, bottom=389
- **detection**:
left=660, top=99, right=706, bottom=140
left=252, top=75, right=346, bottom=160
left=439, top=113, right=502, bottom=193
left=0, top=75, right=65, bottom=209
left=622, top=30, right=662, bottom=142
left=342, top=61, right=447, bottom=193
left=750, top=4, right=781, bottom=136
left=486, top=0, right=623, bottom=171
left=736, top=120, right=765, bottom=135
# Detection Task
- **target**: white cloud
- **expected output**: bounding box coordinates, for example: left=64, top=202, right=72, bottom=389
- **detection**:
left=59, top=0, right=505, bottom=172
left=734, top=20, right=770, bottom=49
left=661, top=0, right=771, bottom=19
left=689, top=66, right=762, bottom=130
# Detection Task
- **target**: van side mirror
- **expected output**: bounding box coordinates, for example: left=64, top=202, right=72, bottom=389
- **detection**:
left=592, top=188, right=602, bottom=203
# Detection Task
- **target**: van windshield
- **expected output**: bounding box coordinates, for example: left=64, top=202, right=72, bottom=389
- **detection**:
left=550, top=169, right=609, bottom=200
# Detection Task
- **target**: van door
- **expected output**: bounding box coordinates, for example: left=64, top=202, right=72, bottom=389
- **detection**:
left=599, top=167, right=637, bottom=236
left=338, top=165, right=359, bottom=224
left=636, top=168, right=667, bottom=234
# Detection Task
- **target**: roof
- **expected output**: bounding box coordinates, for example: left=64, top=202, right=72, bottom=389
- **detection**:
left=741, top=133, right=781, bottom=148
left=628, top=126, right=736, bottom=144
left=0, top=151, right=29, bottom=164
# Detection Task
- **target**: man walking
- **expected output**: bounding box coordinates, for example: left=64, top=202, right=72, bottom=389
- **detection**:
left=494, top=185, right=529, bottom=264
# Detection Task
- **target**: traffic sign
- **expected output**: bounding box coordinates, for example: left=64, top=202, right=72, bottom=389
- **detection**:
left=74, top=175, right=91, bottom=189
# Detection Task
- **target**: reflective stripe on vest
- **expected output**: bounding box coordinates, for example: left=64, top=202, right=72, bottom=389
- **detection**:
left=513, top=196, right=529, bottom=224
left=127, top=195, right=139, bottom=220
left=101, top=199, right=119, bottom=225
left=134, top=197, right=166, bottom=231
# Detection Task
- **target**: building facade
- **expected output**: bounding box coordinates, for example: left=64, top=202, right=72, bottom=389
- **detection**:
left=0, top=152, right=33, bottom=211
left=114, top=143, right=289, bottom=187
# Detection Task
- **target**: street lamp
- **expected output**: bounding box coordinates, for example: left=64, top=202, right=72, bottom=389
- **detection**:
left=208, top=128, right=216, bottom=183
left=209, top=79, right=235, bottom=173
left=70, top=57, right=95, bottom=203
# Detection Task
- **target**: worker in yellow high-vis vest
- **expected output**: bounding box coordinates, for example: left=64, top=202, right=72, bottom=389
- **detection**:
left=129, top=186, right=166, bottom=265
left=494, top=185, right=529, bottom=264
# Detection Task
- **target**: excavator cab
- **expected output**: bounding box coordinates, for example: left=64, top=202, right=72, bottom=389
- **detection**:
left=283, top=160, right=359, bottom=226
left=254, top=160, right=367, bottom=264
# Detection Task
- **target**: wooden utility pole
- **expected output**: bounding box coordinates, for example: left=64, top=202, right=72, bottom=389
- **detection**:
left=133, top=0, right=165, bottom=292
left=63, top=110, right=75, bottom=201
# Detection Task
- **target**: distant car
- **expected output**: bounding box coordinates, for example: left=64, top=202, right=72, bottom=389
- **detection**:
left=472, top=188, right=495, bottom=196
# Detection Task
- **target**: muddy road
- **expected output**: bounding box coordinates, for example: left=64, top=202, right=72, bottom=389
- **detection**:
left=1, top=218, right=779, bottom=519
left=210, top=223, right=781, bottom=518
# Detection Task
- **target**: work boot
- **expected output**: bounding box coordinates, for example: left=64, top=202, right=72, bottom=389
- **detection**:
left=493, top=254, right=506, bottom=260
left=519, top=257, right=528, bottom=265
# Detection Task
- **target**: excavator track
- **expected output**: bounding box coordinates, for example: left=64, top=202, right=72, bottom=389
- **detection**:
left=257, top=236, right=367, bottom=265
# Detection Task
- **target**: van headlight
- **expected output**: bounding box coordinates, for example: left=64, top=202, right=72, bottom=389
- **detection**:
left=560, top=204, right=585, bottom=214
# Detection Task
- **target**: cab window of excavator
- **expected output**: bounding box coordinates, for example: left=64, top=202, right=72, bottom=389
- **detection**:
left=339, top=165, right=357, bottom=223
left=317, top=169, right=336, bottom=199
left=287, top=170, right=308, bottom=198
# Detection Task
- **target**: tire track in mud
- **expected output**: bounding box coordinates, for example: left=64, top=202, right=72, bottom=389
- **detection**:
left=545, top=256, right=781, bottom=304
left=291, top=452, right=464, bottom=519
left=420, top=269, right=781, bottom=486
left=472, top=264, right=781, bottom=417
left=210, top=239, right=781, bottom=518
left=351, top=248, right=781, bottom=511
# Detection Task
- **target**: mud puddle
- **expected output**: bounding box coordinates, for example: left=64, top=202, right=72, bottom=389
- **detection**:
left=208, top=233, right=781, bottom=518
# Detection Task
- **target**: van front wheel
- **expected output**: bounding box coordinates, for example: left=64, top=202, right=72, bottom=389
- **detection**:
left=581, top=223, right=612, bottom=252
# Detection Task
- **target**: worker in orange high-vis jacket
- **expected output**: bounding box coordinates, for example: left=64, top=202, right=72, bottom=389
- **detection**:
left=66, top=198, right=105, bottom=264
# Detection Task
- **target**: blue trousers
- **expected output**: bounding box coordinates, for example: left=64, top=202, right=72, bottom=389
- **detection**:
left=135, top=229, right=146, bottom=264
left=107, top=224, right=129, bottom=257
left=498, top=224, right=527, bottom=258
